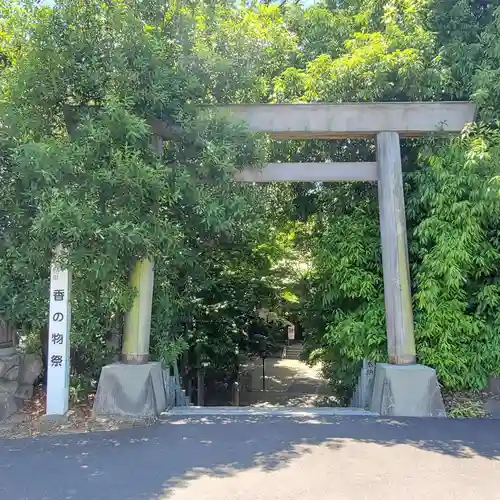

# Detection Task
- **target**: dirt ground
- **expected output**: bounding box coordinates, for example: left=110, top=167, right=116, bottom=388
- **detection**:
left=443, top=389, right=500, bottom=418
left=0, top=386, right=156, bottom=439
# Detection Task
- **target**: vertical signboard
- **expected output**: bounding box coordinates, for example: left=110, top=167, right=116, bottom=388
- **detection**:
left=46, top=248, right=71, bottom=416
left=287, top=325, right=295, bottom=341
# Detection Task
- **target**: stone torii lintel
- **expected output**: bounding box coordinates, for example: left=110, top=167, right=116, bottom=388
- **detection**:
left=150, top=101, right=476, bottom=140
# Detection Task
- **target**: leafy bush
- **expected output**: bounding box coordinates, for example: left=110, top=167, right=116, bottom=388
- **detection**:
left=2, top=0, right=500, bottom=401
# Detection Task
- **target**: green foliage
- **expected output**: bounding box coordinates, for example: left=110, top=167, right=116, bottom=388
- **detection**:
left=0, top=0, right=294, bottom=384
left=1, top=0, right=500, bottom=402
left=286, top=0, right=500, bottom=397
left=448, top=401, right=486, bottom=419
left=409, top=126, right=500, bottom=389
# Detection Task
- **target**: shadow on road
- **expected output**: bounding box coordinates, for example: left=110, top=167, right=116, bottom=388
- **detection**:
left=0, top=415, right=499, bottom=499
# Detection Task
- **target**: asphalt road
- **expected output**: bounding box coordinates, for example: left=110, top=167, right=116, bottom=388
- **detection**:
left=1, top=414, right=499, bottom=500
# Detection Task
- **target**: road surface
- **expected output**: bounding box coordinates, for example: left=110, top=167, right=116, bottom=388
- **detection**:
left=1, top=413, right=499, bottom=500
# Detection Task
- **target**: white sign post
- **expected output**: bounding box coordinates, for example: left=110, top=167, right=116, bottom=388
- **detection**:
left=46, top=249, right=71, bottom=416
left=287, top=325, right=295, bottom=345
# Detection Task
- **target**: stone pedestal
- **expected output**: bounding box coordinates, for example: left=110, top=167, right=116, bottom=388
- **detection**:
left=487, top=376, right=500, bottom=395
left=0, top=350, right=43, bottom=421
left=93, top=362, right=168, bottom=418
left=370, top=363, right=446, bottom=417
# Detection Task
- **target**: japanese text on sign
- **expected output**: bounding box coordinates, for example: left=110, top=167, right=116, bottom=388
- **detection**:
left=46, top=251, right=71, bottom=416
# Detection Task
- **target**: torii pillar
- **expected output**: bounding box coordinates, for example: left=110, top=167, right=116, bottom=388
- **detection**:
left=377, top=131, right=416, bottom=365
left=93, top=135, right=168, bottom=418
left=371, top=131, right=446, bottom=416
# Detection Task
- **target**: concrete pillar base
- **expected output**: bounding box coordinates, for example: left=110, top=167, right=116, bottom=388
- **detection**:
left=93, top=362, right=166, bottom=418
left=370, top=363, right=446, bottom=417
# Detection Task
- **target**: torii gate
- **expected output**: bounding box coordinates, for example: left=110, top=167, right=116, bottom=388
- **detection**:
left=51, top=101, right=476, bottom=419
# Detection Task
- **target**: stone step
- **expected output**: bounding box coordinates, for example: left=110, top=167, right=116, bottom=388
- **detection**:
left=244, top=392, right=331, bottom=406
left=162, top=406, right=379, bottom=417
left=284, top=348, right=302, bottom=360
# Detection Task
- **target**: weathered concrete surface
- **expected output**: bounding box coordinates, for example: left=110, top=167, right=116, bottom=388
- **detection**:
left=0, top=351, right=42, bottom=421
left=488, top=375, right=500, bottom=395
left=0, top=353, right=21, bottom=380
left=0, top=414, right=499, bottom=500
left=14, top=383, right=34, bottom=401
left=18, top=353, right=43, bottom=386
left=216, top=101, right=476, bottom=139
left=93, top=362, right=166, bottom=418
left=370, top=363, right=446, bottom=417
left=377, top=132, right=416, bottom=365
left=485, top=398, right=500, bottom=418
left=234, top=162, right=378, bottom=183
left=151, top=102, right=476, bottom=140
left=0, top=381, right=19, bottom=420
left=165, top=406, right=377, bottom=417
left=121, top=259, right=154, bottom=364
